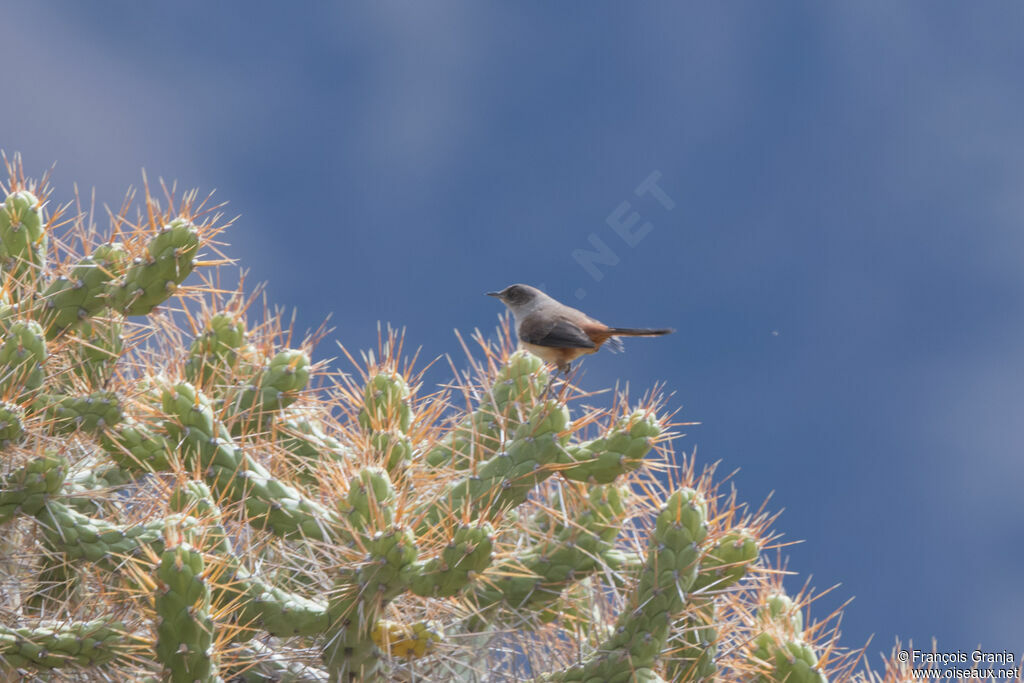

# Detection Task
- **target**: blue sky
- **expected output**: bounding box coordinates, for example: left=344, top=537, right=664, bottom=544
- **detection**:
left=5, top=1, right=1024, bottom=664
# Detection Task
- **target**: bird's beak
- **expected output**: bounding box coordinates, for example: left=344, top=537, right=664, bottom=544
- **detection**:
left=486, top=291, right=501, bottom=297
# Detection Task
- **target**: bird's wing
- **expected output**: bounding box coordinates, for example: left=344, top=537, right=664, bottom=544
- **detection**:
left=519, top=314, right=596, bottom=349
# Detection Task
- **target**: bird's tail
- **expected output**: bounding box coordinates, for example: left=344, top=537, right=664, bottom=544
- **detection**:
left=607, top=328, right=674, bottom=337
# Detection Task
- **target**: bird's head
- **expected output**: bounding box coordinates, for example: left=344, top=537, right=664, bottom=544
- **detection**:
left=486, top=284, right=543, bottom=314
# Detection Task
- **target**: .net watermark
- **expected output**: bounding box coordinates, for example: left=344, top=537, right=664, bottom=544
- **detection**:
left=899, top=649, right=1022, bottom=680
left=568, top=170, right=674, bottom=301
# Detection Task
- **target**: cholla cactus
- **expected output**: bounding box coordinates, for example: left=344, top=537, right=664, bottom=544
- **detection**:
left=0, top=154, right=869, bottom=681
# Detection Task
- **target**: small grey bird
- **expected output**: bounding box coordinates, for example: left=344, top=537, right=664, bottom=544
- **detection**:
left=487, top=284, right=673, bottom=374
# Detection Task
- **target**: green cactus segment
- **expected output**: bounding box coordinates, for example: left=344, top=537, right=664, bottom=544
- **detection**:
left=342, top=466, right=396, bottom=530
left=763, top=593, right=804, bottom=632
left=752, top=640, right=828, bottom=683
left=560, top=411, right=660, bottom=484
left=607, top=489, right=707, bottom=657
left=456, top=400, right=568, bottom=510
left=540, top=489, right=708, bottom=682
left=220, top=563, right=330, bottom=638
left=750, top=635, right=826, bottom=683
left=543, top=665, right=668, bottom=683
left=203, top=516, right=330, bottom=639
left=373, top=429, right=414, bottom=475
left=358, top=372, right=414, bottom=475
left=419, top=401, right=569, bottom=530
left=100, top=418, right=173, bottom=471
left=31, top=466, right=136, bottom=601
left=425, top=350, right=548, bottom=469
left=489, top=349, right=549, bottom=416
left=0, top=452, right=67, bottom=524
left=69, top=462, right=136, bottom=491
left=0, top=318, right=46, bottom=394
left=162, top=382, right=338, bottom=539
left=39, top=390, right=122, bottom=434
left=65, top=461, right=138, bottom=515
left=419, top=403, right=573, bottom=532
left=358, top=372, right=412, bottom=433
left=69, top=317, right=124, bottom=387
left=409, top=523, right=494, bottom=598
left=424, top=405, right=500, bottom=469
left=748, top=593, right=827, bottom=683
left=0, top=619, right=131, bottom=669
left=582, top=484, right=630, bottom=541
left=112, top=218, right=200, bottom=315
left=36, top=501, right=196, bottom=565
left=39, top=243, right=129, bottom=337
left=669, top=528, right=760, bottom=682
left=155, top=539, right=220, bottom=683
left=168, top=480, right=219, bottom=517
left=164, top=480, right=330, bottom=639
left=0, top=400, right=25, bottom=448
left=323, top=526, right=419, bottom=680
left=667, top=602, right=718, bottom=682
left=0, top=295, right=15, bottom=330
left=670, top=593, right=733, bottom=682
left=276, top=413, right=350, bottom=476
left=226, top=349, right=310, bottom=433
left=0, top=190, right=46, bottom=282
left=692, top=528, right=759, bottom=593
left=185, top=313, right=253, bottom=389
left=473, top=485, right=628, bottom=614
left=325, top=466, right=417, bottom=677
left=89, top=241, right=130, bottom=280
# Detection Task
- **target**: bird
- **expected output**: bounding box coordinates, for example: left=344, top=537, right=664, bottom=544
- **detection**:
left=487, top=284, right=673, bottom=374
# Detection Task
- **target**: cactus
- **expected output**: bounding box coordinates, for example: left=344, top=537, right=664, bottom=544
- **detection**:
left=39, top=389, right=123, bottom=434
left=0, top=318, right=46, bottom=395
left=536, top=488, right=708, bottom=682
left=273, top=410, right=352, bottom=483
left=154, top=532, right=219, bottom=682
left=0, top=619, right=133, bottom=669
left=424, top=349, right=548, bottom=469
left=0, top=400, right=25, bottom=449
left=110, top=217, right=200, bottom=315
left=358, top=371, right=414, bottom=475
left=184, top=311, right=251, bottom=388
left=469, top=483, right=629, bottom=617
left=0, top=452, right=67, bottom=523
left=0, top=154, right=882, bottom=681
left=68, top=316, right=125, bottom=388
left=38, top=242, right=128, bottom=338
left=745, top=592, right=829, bottom=683
left=225, top=348, right=310, bottom=434
left=666, top=527, right=760, bottom=681
left=0, top=188, right=47, bottom=286
left=559, top=410, right=660, bottom=484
